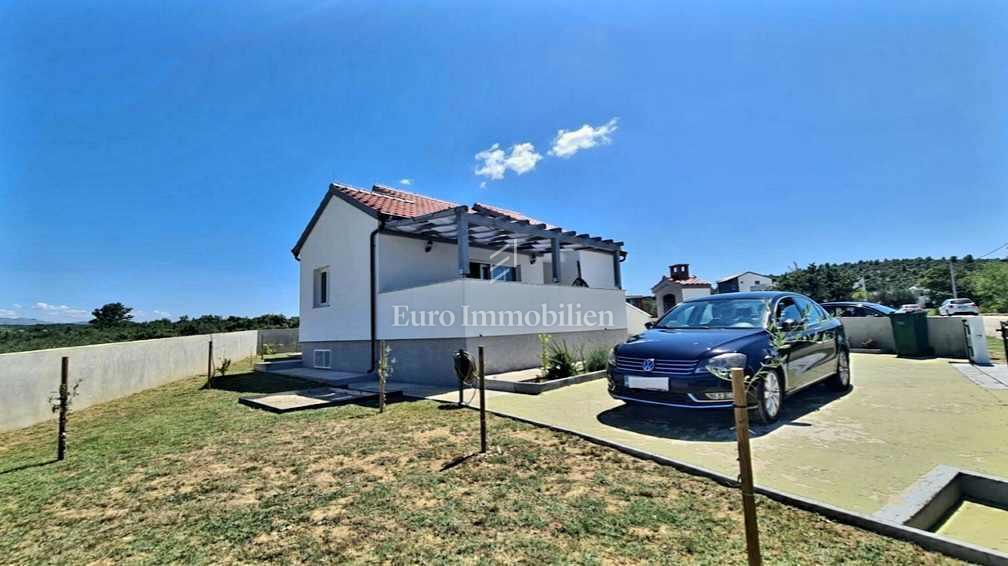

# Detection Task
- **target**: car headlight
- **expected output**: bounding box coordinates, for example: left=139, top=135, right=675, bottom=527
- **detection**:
left=608, top=347, right=617, bottom=366
left=702, top=352, right=747, bottom=379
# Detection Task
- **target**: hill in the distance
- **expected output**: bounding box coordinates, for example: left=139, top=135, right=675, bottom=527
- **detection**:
left=0, top=317, right=51, bottom=326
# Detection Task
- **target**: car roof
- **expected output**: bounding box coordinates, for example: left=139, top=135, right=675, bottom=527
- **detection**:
left=685, top=291, right=796, bottom=302
left=822, top=301, right=887, bottom=308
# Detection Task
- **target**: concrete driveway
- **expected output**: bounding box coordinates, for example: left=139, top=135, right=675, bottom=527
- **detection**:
left=412, top=354, right=1008, bottom=516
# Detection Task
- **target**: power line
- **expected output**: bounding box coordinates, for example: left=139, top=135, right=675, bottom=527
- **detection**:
left=977, top=241, right=1008, bottom=259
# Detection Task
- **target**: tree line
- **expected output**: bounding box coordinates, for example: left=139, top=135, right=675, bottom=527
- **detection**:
left=0, top=303, right=298, bottom=354
left=773, top=256, right=1008, bottom=312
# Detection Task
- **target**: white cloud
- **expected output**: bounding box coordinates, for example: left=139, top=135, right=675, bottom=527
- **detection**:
left=12, top=303, right=22, bottom=309
left=474, top=142, right=543, bottom=183
left=399, top=178, right=413, bottom=186
left=0, top=309, right=17, bottom=318
left=548, top=117, right=619, bottom=158
left=33, top=302, right=88, bottom=319
left=153, top=310, right=173, bottom=319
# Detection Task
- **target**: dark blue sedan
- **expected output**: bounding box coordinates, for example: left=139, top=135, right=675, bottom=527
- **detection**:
left=607, top=291, right=850, bottom=423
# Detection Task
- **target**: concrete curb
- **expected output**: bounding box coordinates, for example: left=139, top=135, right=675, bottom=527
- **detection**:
left=409, top=392, right=1008, bottom=565
left=484, top=370, right=606, bottom=395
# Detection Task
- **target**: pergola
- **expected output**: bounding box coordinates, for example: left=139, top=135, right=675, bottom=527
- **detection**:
left=382, top=204, right=625, bottom=288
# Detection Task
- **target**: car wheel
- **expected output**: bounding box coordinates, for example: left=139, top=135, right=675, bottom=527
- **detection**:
left=752, top=370, right=783, bottom=424
left=827, top=349, right=851, bottom=391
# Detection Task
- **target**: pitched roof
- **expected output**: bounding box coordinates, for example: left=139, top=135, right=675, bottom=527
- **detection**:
left=338, top=184, right=460, bottom=218
left=292, top=182, right=622, bottom=259
left=716, top=271, right=773, bottom=283
left=651, top=275, right=712, bottom=293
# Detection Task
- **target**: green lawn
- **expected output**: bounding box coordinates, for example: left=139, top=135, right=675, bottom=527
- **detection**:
left=989, top=337, right=1006, bottom=364
left=0, top=364, right=959, bottom=564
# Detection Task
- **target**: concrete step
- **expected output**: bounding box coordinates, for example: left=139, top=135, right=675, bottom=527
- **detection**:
left=254, top=359, right=303, bottom=372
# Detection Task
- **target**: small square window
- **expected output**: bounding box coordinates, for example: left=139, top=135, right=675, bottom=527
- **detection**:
left=313, top=349, right=331, bottom=369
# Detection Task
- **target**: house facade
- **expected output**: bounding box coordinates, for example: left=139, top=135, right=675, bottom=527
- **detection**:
left=292, top=183, right=629, bottom=385
left=716, top=271, right=774, bottom=294
left=651, top=264, right=712, bottom=315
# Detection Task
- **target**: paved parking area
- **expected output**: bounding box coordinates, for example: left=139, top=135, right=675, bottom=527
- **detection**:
left=409, top=354, right=1008, bottom=516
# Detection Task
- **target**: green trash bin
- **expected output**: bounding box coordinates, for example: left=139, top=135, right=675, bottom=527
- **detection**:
left=889, top=311, right=933, bottom=357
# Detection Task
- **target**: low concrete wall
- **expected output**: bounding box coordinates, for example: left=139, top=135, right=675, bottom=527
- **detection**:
left=839, top=316, right=968, bottom=358
left=839, top=317, right=896, bottom=352
left=625, top=303, right=653, bottom=337
left=0, top=330, right=258, bottom=432
left=927, top=317, right=969, bottom=358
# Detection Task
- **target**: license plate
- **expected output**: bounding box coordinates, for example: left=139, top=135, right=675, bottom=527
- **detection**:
left=625, top=376, right=669, bottom=391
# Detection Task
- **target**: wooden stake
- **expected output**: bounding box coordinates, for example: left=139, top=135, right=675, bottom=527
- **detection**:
left=478, top=345, right=487, bottom=454
left=57, top=356, right=68, bottom=461
left=730, top=367, right=762, bottom=566
left=206, top=339, right=214, bottom=388
left=378, top=344, right=386, bottom=414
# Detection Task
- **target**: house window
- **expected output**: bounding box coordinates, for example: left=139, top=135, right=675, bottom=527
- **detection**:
left=313, top=349, right=331, bottom=369
left=313, top=267, right=329, bottom=307
left=467, top=261, right=519, bottom=282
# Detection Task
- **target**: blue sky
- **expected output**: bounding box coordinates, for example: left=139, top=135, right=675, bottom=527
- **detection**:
left=2, top=1, right=1006, bottom=322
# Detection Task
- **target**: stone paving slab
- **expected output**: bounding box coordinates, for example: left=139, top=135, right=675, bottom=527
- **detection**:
left=952, top=363, right=1008, bottom=390
left=239, top=381, right=405, bottom=414
left=239, top=387, right=374, bottom=413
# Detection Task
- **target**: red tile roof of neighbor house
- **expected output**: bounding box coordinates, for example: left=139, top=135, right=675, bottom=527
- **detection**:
left=654, top=275, right=713, bottom=289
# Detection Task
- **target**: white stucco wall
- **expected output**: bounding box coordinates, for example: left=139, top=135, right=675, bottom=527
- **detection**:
left=378, top=234, right=544, bottom=292
left=682, top=286, right=713, bottom=301
left=626, top=303, right=653, bottom=336
left=378, top=279, right=627, bottom=339
left=558, top=249, right=617, bottom=289
left=298, top=197, right=378, bottom=342
left=736, top=272, right=774, bottom=292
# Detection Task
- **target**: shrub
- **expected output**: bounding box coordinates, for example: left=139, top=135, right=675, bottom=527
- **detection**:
left=544, top=340, right=577, bottom=380
left=584, top=347, right=609, bottom=372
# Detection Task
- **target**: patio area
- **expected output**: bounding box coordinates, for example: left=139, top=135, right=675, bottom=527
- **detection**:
left=405, top=353, right=1008, bottom=518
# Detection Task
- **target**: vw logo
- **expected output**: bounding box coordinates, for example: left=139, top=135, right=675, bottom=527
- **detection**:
left=642, top=358, right=655, bottom=372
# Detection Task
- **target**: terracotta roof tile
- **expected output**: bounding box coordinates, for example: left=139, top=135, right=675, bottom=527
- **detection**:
left=334, top=184, right=460, bottom=218
left=472, top=202, right=556, bottom=229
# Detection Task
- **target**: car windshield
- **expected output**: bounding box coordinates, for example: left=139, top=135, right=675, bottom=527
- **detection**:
left=655, top=298, right=770, bottom=329
left=868, top=303, right=896, bottom=314
left=950, top=299, right=973, bottom=304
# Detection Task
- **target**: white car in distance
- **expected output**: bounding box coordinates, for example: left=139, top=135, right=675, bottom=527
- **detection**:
left=939, top=298, right=980, bottom=316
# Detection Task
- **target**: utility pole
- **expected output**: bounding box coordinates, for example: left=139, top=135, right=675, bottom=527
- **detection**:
left=948, top=261, right=958, bottom=299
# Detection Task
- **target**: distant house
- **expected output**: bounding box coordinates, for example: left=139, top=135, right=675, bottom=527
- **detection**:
left=717, top=272, right=774, bottom=294
left=291, top=183, right=630, bottom=385
left=651, top=264, right=712, bottom=315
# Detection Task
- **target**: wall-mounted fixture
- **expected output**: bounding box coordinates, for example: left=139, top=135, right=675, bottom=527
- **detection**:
left=425, top=240, right=433, bottom=253
left=530, top=254, right=537, bottom=265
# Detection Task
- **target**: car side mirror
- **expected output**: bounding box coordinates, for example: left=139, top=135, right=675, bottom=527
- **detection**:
left=644, top=321, right=654, bottom=329
left=778, top=318, right=802, bottom=331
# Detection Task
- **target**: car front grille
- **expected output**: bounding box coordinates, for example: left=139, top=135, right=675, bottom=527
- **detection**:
left=615, top=355, right=698, bottom=376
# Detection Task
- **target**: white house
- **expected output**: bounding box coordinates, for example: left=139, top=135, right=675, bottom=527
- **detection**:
left=716, top=271, right=774, bottom=294
left=651, top=264, right=712, bottom=315
left=292, top=183, right=629, bottom=385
